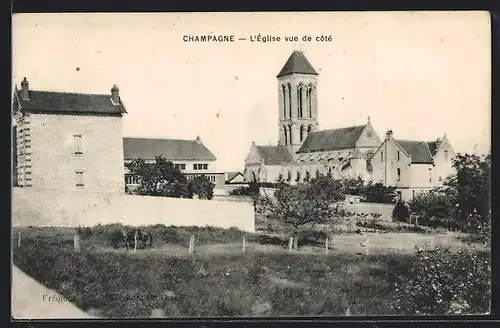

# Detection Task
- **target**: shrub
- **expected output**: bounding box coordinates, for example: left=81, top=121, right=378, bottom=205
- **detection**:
left=392, top=201, right=410, bottom=222
left=407, top=192, right=453, bottom=228
left=393, top=245, right=491, bottom=315
left=362, top=182, right=396, bottom=204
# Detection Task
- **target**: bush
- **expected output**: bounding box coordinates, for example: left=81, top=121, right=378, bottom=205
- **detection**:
left=392, top=201, right=410, bottom=222
left=393, top=245, right=490, bottom=315
left=362, top=182, right=396, bottom=204
left=407, top=192, right=453, bottom=228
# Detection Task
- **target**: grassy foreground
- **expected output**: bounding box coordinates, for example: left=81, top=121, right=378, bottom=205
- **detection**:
left=12, top=225, right=489, bottom=318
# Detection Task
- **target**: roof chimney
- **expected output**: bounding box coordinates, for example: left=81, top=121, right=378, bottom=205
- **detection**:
left=21, top=77, right=29, bottom=101
left=111, top=84, right=120, bottom=104
left=195, top=135, right=201, bottom=144
left=385, top=130, right=393, bottom=141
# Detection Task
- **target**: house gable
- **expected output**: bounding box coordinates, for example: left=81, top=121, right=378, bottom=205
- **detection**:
left=244, top=144, right=263, bottom=165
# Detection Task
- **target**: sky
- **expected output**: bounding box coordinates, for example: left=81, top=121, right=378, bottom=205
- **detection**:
left=12, top=12, right=491, bottom=171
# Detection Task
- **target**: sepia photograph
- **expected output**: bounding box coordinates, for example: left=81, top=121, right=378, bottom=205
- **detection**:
left=11, top=11, right=491, bottom=319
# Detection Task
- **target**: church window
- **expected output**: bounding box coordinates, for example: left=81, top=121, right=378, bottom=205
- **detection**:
left=283, top=126, right=288, bottom=145
left=397, top=168, right=401, bottom=181
left=288, top=124, right=293, bottom=144
left=366, top=159, right=373, bottom=173
left=444, top=150, right=448, bottom=160
left=307, top=125, right=312, bottom=134
left=300, top=125, right=304, bottom=142
left=429, top=168, right=432, bottom=182
left=287, top=84, right=292, bottom=118
left=381, top=152, right=384, bottom=162
left=397, top=151, right=400, bottom=161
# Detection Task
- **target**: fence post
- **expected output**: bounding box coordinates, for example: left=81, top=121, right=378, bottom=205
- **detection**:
left=325, top=237, right=329, bottom=255
left=18, top=231, right=21, bottom=247
left=134, top=233, right=138, bottom=252
left=242, top=235, right=246, bottom=254
left=74, top=233, right=80, bottom=252
left=189, top=234, right=195, bottom=254
left=288, top=237, right=293, bottom=252
left=364, top=239, right=370, bottom=256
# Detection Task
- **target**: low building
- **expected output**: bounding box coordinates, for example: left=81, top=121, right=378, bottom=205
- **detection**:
left=12, top=78, right=127, bottom=193
left=225, top=171, right=247, bottom=193
left=123, top=136, right=227, bottom=195
left=371, top=130, right=456, bottom=201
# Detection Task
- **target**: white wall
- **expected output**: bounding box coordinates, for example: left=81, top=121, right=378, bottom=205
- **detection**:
left=27, top=113, right=125, bottom=194
left=12, top=187, right=255, bottom=232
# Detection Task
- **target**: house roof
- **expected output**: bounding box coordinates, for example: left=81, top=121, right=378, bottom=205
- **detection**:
left=297, top=125, right=366, bottom=153
left=123, top=137, right=217, bottom=161
left=14, top=90, right=127, bottom=115
left=226, top=171, right=243, bottom=182
left=277, top=51, right=319, bottom=77
left=255, top=146, right=293, bottom=165
left=396, top=140, right=434, bottom=164
left=426, top=141, right=439, bottom=156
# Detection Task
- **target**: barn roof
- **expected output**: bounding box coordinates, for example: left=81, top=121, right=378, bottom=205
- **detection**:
left=123, top=137, right=217, bottom=161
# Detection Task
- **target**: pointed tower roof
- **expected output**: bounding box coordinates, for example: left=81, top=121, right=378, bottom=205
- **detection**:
left=276, top=51, right=319, bottom=77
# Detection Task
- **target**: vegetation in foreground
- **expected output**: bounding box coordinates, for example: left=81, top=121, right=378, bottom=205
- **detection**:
left=12, top=225, right=490, bottom=318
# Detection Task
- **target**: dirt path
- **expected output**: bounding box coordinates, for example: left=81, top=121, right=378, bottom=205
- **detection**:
left=12, top=265, right=95, bottom=319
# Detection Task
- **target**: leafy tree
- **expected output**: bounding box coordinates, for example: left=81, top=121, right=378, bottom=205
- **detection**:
left=439, top=153, right=491, bottom=231
left=188, top=174, right=214, bottom=200
left=392, top=200, right=410, bottom=222
left=126, top=156, right=191, bottom=198
left=407, top=191, right=454, bottom=229
left=286, top=171, right=292, bottom=183
left=362, top=181, right=396, bottom=204
left=315, top=169, right=320, bottom=178
left=260, top=175, right=346, bottom=249
left=342, top=176, right=365, bottom=196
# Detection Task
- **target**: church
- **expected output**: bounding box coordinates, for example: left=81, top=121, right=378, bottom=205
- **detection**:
left=243, top=50, right=456, bottom=200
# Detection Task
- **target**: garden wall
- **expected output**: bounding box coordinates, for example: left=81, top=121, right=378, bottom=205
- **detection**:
left=12, top=187, right=255, bottom=232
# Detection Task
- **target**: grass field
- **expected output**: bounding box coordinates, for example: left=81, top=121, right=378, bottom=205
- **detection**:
left=12, top=224, right=487, bottom=318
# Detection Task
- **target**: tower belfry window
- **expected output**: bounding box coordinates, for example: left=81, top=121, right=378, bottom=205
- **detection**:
left=308, top=87, right=312, bottom=118
left=282, top=85, right=287, bottom=118
left=288, top=84, right=292, bottom=118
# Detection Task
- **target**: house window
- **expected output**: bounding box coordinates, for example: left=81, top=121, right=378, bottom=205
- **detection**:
left=381, top=152, right=384, bottom=161
left=203, top=164, right=208, bottom=170
left=397, top=168, right=401, bottom=181
left=193, top=164, right=198, bottom=170
left=74, top=135, right=82, bottom=154
left=397, top=151, right=400, bottom=161
left=75, top=171, right=84, bottom=186
left=397, top=191, right=402, bottom=201
left=444, top=150, right=448, bottom=160
left=174, top=164, right=186, bottom=170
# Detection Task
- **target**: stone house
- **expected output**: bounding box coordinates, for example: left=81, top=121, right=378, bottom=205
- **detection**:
left=12, top=78, right=127, bottom=194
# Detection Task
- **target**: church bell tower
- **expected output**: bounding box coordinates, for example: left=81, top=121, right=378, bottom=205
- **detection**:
left=276, top=50, right=319, bottom=157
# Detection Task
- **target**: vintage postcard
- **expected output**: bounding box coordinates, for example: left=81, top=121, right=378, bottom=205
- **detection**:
left=11, top=11, right=491, bottom=319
